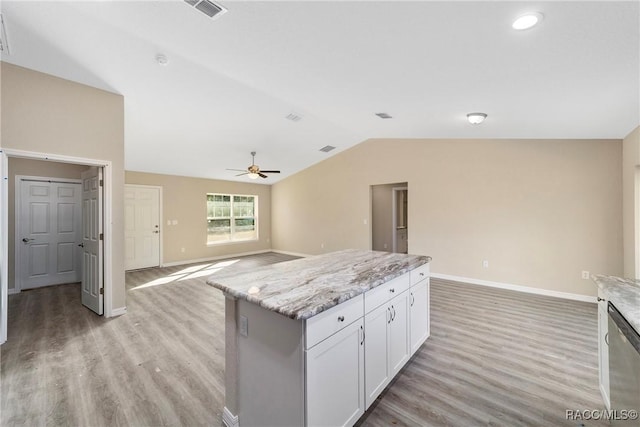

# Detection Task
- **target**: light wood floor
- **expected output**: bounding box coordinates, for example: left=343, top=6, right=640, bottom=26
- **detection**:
left=2, top=253, right=607, bottom=426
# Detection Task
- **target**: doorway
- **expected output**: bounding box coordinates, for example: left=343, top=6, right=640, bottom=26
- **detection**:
left=371, top=182, right=408, bottom=253
left=15, top=176, right=83, bottom=291
left=0, top=150, right=114, bottom=345
left=124, top=184, right=162, bottom=270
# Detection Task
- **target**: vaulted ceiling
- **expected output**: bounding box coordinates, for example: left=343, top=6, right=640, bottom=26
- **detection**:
left=1, top=1, right=638, bottom=183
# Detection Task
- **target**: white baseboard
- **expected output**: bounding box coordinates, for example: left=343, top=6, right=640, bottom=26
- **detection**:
left=222, top=407, right=239, bottom=427
left=431, top=272, right=597, bottom=303
left=271, top=249, right=310, bottom=258
left=8, top=288, right=19, bottom=295
left=161, top=249, right=272, bottom=268
left=110, top=307, right=127, bottom=317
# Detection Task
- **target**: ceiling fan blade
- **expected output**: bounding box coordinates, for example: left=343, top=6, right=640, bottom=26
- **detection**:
left=258, top=173, right=268, bottom=179
left=235, top=172, right=249, bottom=177
left=227, top=168, right=247, bottom=172
left=260, top=170, right=281, bottom=174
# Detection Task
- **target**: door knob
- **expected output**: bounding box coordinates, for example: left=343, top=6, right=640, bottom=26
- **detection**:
left=22, top=238, right=35, bottom=243
left=153, top=230, right=159, bottom=234
left=78, top=243, right=85, bottom=248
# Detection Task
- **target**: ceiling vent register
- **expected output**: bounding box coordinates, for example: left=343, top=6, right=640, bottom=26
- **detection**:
left=184, top=0, right=227, bottom=19
left=319, top=145, right=336, bottom=153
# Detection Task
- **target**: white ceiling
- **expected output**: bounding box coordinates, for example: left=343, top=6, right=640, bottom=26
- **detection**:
left=1, top=1, right=638, bottom=183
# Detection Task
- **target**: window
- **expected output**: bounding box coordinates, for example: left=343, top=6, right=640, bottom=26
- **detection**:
left=207, top=193, right=258, bottom=244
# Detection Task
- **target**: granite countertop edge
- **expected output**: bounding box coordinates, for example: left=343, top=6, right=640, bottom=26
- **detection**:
left=593, top=274, right=640, bottom=335
left=207, top=249, right=431, bottom=321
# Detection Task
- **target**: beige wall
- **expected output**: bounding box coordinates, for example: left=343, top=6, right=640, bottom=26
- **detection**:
left=623, top=125, right=640, bottom=279
left=371, top=183, right=405, bottom=252
left=7, top=159, right=88, bottom=291
left=272, top=138, right=623, bottom=297
left=1, top=62, right=126, bottom=310
left=125, top=171, right=272, bottom=264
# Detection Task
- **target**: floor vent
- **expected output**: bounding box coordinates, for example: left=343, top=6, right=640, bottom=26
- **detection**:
left=184, top=0, right=227, bottom=20
left=319, top=145, right=336, bottom=153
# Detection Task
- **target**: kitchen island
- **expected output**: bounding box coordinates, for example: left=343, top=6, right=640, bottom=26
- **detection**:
left=207, top=249, right=431, bottom=427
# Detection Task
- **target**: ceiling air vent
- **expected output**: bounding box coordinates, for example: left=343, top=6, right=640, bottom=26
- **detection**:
left=285, top=113, right=303, bottom=122
left=184, top=0, right=227, bottom=20
left=375, top=112, right=392, bottom=119
left=0, top=14, right=10, bottom=54
left=319, top=145, right=336, bottom=153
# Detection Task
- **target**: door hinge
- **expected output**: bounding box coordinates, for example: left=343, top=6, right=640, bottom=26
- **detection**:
left=100, top=288, right=104, bottom=295
left=99, top=179, right=103, bottom=187
left=99, top=233, right=104, bottom=240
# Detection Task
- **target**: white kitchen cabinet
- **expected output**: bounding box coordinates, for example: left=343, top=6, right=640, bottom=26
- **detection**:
left=388, top=291, right=410, bottom=376
left=409, top=278, right=430, bottom=355
left=306, top=318, right=365, bottom=427
left=364, top=288, right=410, bottom=409
left=597, top=289, right=610, bottom=409
left=364, top=302, right=390, bottom=407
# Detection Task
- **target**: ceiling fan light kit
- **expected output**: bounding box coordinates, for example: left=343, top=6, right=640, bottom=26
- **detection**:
left=227, top=151, right=281, bottom=180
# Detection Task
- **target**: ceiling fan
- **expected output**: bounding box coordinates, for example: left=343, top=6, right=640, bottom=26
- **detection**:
left=227, top=151, right=281, bottom=179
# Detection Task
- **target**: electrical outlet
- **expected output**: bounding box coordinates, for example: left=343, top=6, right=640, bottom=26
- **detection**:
left=321, top=243, right=324, bottom=249
left=239, top=315, right=248, bottom=337
left=582, top=271, right=590, bottom=280
left=383, top=243, right=388, bottom=249
left=181, top=247, right=185, bottom=253
left=482, top=260, right=489, bottom=268
left=363, top=218, right=368, bottom=225
left=167, top=220, right=171, bottom=226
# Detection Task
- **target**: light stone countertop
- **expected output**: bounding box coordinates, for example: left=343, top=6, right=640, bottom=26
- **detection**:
left=593, top=275, right=640, bottom=334
left=206, top=249, right=431, bottom=320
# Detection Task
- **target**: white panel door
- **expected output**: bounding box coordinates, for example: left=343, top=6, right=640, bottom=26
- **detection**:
left=409, top=279, right=430, bottom=355
left=364, top=303, right=391, bottom=409
left=18, top=179, right=82, bottom=290
left=124, top=185, right=160, bottom=270
left=81, top=167, right=103, bottom=315
left=306, top=319, right=365, bottom=427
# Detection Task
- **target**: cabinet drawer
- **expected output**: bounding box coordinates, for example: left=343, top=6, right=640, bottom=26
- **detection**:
left=365, top=274, right=409, bottom=314
left=306, top=294, right=364, bottom=349
left=410, top=264, right=429, bottom=286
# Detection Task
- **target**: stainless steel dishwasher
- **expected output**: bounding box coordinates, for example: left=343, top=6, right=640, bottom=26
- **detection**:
left=608, top=302, right=640, bottom=426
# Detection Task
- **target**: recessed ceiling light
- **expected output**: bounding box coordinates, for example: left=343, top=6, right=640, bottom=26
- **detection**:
left=512, top=12, right=543, bottom=30
left=467, top=112, right=487, bottom=125
left=155, top=54, right=169, bottom=66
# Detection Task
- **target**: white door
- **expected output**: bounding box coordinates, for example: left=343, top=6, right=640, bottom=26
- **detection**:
left=364, top=303, right=391, bottom=408
left=388, top=291, right=410, bottom=377
left=306, top=319, right=365, bottom=427
left=410, top=280, right=430, bottom=355
left=124, top=185, right=160, bottom=270
left=18, top=179, right=82, bottom=290
left=81, top=167, right=103, bottom=315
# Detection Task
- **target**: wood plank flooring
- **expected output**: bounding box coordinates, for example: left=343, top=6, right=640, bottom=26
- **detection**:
left=2, top=253, right=607, bottom=426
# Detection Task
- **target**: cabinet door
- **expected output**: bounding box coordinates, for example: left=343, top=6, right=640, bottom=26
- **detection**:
left=409, top=280, right=430, bottom=355
left=598, top=301, right=610, bottom=409
left=388, top=291, right=410, bottom=377
left=306, top=319, right=364, bottom=427
left=364, top=303, right=391, bottom=408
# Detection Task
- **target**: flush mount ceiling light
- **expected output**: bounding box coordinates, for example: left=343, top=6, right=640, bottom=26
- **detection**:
left=467, top=112, right=487, bottom=125
left=512, top=12, right=543, bottom=30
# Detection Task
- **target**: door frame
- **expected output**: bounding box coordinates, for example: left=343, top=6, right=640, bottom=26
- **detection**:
left=0, top=148, right=114, bottom=345
left=391, top=186, right=408, bottom=253
left=124, top=184, right=163, bottom=270
left=14, top=175, right=83, bottom=293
